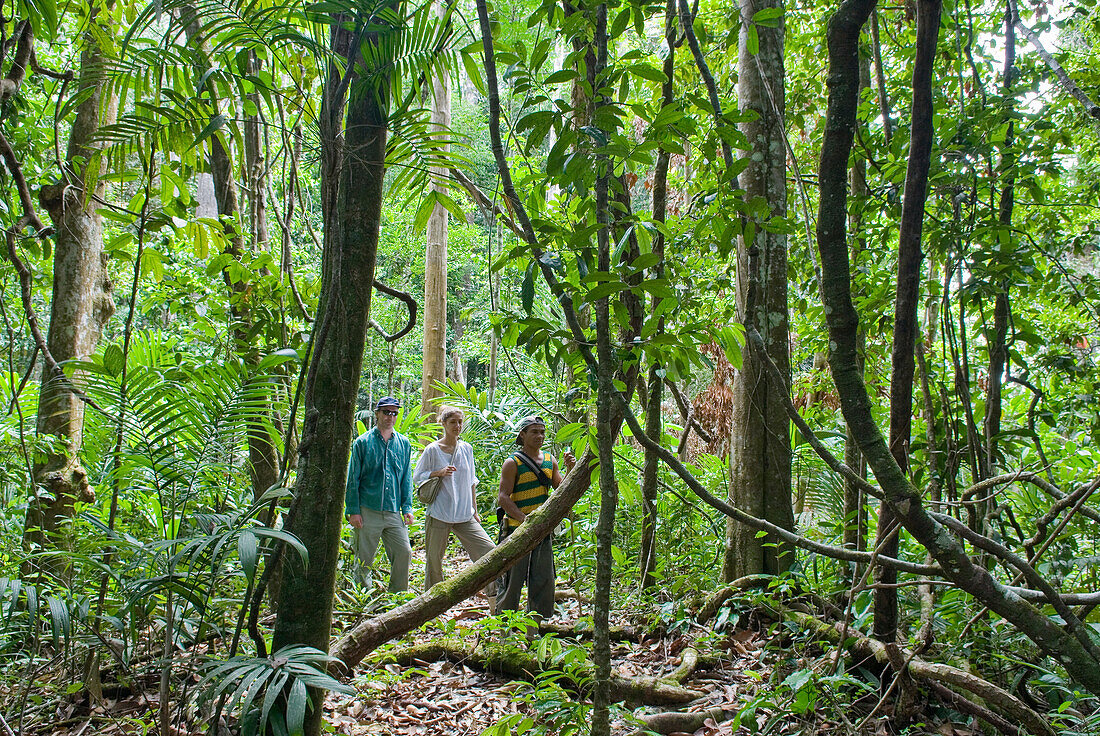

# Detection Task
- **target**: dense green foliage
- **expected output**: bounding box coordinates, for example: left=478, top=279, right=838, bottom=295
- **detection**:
left=1, top=0, right=1100, bottom=733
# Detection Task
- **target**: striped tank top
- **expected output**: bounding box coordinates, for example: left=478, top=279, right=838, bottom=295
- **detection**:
left=508, top=453, right=553, bottom=528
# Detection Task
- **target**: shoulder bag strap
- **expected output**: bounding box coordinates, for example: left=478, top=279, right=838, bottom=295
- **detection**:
left=515, top=450, right=553, bottom=489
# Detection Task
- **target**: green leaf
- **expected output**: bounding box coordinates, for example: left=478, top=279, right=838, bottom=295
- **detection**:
left=191, top=114, right=227, bottom=152
left=103, top=344, right=125, bottom=378
left=746, top=24, right=759, bottom=55
left=286, top=679, right=308, bottom=736
left=752, top=7, right=783, bottom=27
left=544, top=69, right=579, bottom=85
left=611, top=6, right=631, bottom=38
left=238, top=530, right=259, bottom=581
left=250, top=528, right=309, bottom=568
left=630, top=64, right=667, bottom=84
left=583, top=280, right=629, bottom=303
left=521, top=260, right=536, bottom=314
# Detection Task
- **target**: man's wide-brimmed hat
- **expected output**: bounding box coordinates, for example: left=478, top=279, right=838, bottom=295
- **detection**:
left=514, top=415, right=545, bottom=444
left=375, top=396, right=401, bottom=411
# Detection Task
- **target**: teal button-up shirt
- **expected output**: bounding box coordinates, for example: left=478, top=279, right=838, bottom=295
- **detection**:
left=344, top=428, right=413, bottom=516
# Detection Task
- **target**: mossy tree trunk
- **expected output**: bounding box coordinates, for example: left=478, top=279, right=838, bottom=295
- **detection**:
left=25, top=1, right=117, bottom=570
left=271, top=12, right=393, bottom=735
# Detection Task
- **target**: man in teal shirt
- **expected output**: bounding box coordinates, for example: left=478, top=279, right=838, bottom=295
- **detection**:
left=345, top=396, right=414, bottom=592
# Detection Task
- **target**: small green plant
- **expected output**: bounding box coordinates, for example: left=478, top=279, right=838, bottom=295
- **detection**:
left=194, top=645, right=353, bottom=736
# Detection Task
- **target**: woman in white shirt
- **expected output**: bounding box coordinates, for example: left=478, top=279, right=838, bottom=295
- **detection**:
left=412, top=406, right=496, bottom=595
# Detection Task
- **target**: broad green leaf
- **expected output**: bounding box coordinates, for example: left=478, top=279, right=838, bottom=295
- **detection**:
left=238, top=530, right=259, bottom=581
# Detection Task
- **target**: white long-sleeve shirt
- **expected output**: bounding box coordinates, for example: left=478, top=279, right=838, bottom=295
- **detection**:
left=412, top=440, right=479, bottom=523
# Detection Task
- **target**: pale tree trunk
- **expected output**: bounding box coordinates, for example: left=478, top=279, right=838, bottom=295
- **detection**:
left=420, top=2, right=450, bottom=419
left=449, top=312, right=466, bottom=385
left=723, top=0, right=794, bottom=581
left=271, top=13, right=391, bottom=735
left=26, top=3, right=117, bottom=563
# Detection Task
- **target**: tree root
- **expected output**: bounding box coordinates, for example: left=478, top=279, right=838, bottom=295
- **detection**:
left=633, top=706, right=734, bottom=735
left=537, top=620, right=642, bottom=642
left=374, top=640, right=704, bottom=706
left=781, top=608, right=1056, bottom=736
left=697, top=575, right=774, bottom=624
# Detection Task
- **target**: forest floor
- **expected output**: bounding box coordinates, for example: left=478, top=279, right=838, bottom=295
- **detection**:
left=16, top=547, right=1001, bottom=736
left=324, top=593, right=758, bottom=736
left=315, top=549, right=985, bottom=736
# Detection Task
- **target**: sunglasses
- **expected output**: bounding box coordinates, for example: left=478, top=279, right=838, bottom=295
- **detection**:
left=379, top=410, right=399, bottom=417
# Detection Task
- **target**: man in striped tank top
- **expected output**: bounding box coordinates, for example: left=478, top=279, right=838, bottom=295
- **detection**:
left=495, top=415, right=574, bottom=619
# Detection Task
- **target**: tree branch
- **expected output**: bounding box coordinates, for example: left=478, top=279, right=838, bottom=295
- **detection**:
left=1014, top=11, right=1100, bottom=118
left=369, top=279, right=417, bottom=342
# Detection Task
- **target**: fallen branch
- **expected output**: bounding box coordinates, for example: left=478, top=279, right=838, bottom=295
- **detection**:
left=781, top=607, right=1056, bottom=736
left=373, top=640, right=702, bottom=706
left=331, top=451, right=594, bottom=672
left=537, top=620, right=641, bottom=642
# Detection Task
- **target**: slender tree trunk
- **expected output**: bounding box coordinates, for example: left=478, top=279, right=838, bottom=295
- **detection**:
left=985, top=6, right=1015, bottom=473
left=843, top=54, right=870, bottom=575
left=271, top=14, right=392, bottom=735
left=591, top=9, right=616, bottom=734
left=25, top=4, right=117, bottom=564
left=724, top=0, right=793, bottom=581
left=639, top=0, right=676, bottom=592
left=872, top=0, right=940, bottom=646
left=242, top=49, right=281, bottom=499
left=420, top=4, right=450, bottom=419
left=179, top=10, right=279, bottom=502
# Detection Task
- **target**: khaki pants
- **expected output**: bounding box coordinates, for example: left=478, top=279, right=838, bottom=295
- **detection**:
left=424, top=516, right=496, bottom=594
left=354, top=509, right=411, bottom=593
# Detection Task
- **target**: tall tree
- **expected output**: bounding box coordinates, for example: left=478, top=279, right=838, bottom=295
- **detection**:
left=639, top=0, right=677, bottom=591
left=817, top=0, right=1100, bottom=698
left=271, top=9, right=394, bottom=733
left=179, top=7, right=280, bottom=502
left=420, top=0, right=451, bottom=418
left=25, top=0, right=118, bottom=563
left=723, top=0, right=794, bottom=580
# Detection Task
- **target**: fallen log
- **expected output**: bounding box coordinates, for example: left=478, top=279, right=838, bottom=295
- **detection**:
left=373, top=640, right=703, bottom=706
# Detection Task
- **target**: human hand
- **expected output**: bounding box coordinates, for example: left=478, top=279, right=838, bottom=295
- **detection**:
left=434, top=465, right=457, bottom=478
left=348, top=514, right=363, bottom=529
left=403, top=512, right=414, bottom=526
left=563, top=451, right=576, bottom=472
